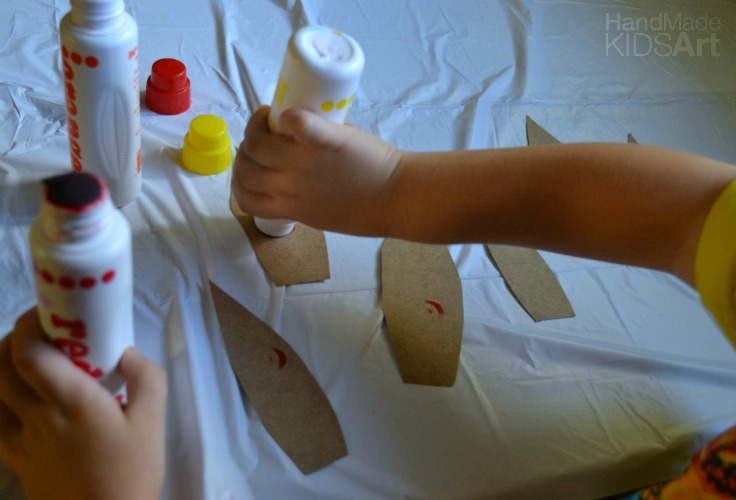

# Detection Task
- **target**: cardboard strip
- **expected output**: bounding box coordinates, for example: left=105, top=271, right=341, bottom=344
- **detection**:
left=526, top=115, right=561, bottom=146
left=381, top=239, right=464, bottom=387
left=486, top=244, right=574, bottom=321
left=230, top=195, right=330, bottom=286
left=209, top=280, right=347, bottom=474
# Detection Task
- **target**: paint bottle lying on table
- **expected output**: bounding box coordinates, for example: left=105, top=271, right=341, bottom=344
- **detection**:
left=254, top=25, right=365, bottom=237
left=29, top=172, right=134, bottom=404
left=60, top=0, right=141, bottom=207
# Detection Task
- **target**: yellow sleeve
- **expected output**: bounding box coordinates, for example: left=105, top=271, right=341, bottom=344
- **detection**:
left=695, top=179, right=736, bottom=349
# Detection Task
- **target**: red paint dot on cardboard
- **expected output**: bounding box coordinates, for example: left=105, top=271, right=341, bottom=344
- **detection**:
left=271, top=347, right=287, bottom=369
left=424, top=300, right=445, bottom=318
left=145, top=58, right=191, bottom=115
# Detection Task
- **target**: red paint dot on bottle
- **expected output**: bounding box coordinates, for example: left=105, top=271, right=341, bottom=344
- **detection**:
left=102, top=270, right=115, bottom=283
left=42, top=270, right=55, bottom=284
left=59, top=276, right=76, bottom=289
left=72, top=163, right=83, bottom=172
left=80, top=277, right=96, bottom=289
left=85, top=56, right=98, bottom=68
left=71, top=52, right=82, bottom=64
left=62, top=46, right=69, bottom=58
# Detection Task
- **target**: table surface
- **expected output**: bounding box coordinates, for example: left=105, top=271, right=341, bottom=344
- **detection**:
left=2, top=1, right=736, bottom=498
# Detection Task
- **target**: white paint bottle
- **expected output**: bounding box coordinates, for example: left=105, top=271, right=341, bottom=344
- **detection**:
left=59, top=0, right=141, bottom=207
left=29, top=172, right=134, bottom=404
left=255, top=25, right=365, bottom=237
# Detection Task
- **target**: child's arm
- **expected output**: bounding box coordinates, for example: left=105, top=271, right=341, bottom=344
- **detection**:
left=0, top=308, right=167, bottom=500
left=232, top=106, right=736, bottom=286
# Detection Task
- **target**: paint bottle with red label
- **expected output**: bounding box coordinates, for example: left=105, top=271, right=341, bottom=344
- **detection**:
left=59, top=0, right=141, bottom=207
left=29, top=172, right=134, bottom=404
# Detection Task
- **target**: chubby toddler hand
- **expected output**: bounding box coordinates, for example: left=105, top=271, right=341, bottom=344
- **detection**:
left=0, top=308, right=167, bottom=500
left=231, top=105, right=404, bottom=236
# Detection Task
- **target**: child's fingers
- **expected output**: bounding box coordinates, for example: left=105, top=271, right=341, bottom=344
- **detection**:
left=0, top=399, right=23, bottom=467
left=243, top=105, right=271, bottom=138
left=278, top=107, right=348, bottom=150
left=240, top=106, right=290, bottom=168
left=0, top=328, right=38, bottom=415
left=119, top=348, right=167, bottom=427
left=10, top=309, right=105, bottom=415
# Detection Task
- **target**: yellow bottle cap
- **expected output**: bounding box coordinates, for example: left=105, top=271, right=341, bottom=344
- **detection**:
left=182, top=114, right=232, bottom=175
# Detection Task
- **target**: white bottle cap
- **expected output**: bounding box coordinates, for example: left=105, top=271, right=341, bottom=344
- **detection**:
left=290, top=26, right=365, bottom=81
left=269, top=25, right=365, bottom=130
left=254, top=217, right=296, bottom=237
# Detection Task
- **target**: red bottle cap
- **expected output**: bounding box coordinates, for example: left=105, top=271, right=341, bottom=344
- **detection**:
left=145, top=58, right=191, bottom=115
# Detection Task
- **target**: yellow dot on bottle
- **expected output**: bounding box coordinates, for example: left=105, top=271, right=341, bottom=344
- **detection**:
left=275, top=80, right=288, bottom=109
left=321, top=101, right=334, bottom=112
left=347, top=93, right=355, bottom=103
left=336, top=99, right=347, bottom=110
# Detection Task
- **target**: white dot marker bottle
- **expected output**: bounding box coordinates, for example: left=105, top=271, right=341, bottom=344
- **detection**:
left=29, top=172, right=135, bottom=404
left=59, top=0, right=141, bottom=207
left=254, top=25, right=365, bottom=237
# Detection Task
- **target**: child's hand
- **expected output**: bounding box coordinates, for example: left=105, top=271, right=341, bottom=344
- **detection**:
left=0, top=308, right=167, bottom=500
left=231, top=105, right=404, bottom=236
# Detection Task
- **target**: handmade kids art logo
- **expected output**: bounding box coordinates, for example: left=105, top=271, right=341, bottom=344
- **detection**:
left=605, top=12, right=721, bottom=57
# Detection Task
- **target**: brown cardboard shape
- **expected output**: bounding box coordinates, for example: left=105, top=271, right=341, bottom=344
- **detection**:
left=486, top=244, right=575, bottom=322
left=209, top=280, right=347, bottom=474
left=381, top=239, right=464, bottom=387
left=526, top=115, right=561, bottom=145
left=230, top=195, right=330, bottom=286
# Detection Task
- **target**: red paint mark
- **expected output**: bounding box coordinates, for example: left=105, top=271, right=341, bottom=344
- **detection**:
left=50, top=313, right=105, bottom=378
left=80, top=277, right=96, bottom=289
left=424, top=300, right=444, bottom=318
left=62, top=45, right=69, bottom=59
left=54, top=337, right=89, bottom=357
left=51, top=314, right=86, bottom=338
left=271, top=347, right=287, bottom=369
left=34, top=269, right=116, bottom=289
left=71, top=52, right=82, bottom=65
left=59, top=276, right=76, bottom=289
left=71, top=357, right=104, bottom=378
left=85, top=56, right=98, bottom=68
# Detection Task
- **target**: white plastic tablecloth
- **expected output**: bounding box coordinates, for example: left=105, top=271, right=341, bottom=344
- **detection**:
left=2, top=1, right=736, bottom=498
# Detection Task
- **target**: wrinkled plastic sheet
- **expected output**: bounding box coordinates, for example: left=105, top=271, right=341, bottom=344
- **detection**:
left=2, top=1, right=736, bottom=498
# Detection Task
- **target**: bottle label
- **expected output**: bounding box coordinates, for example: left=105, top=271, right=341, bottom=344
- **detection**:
left=61, top=34, right=141, bottom=206
left=33, top=258, right=133, bottom=404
